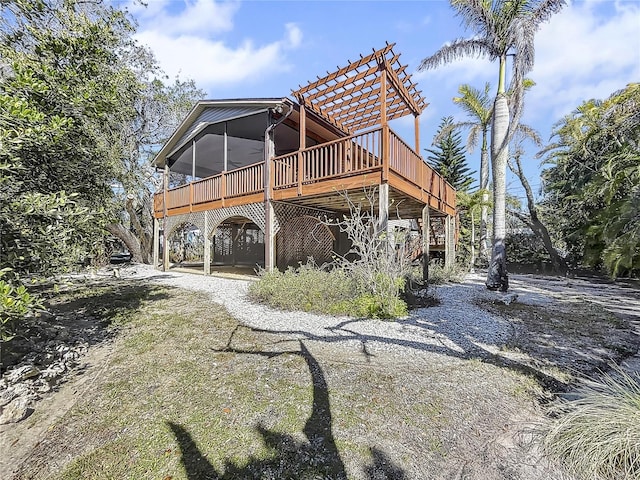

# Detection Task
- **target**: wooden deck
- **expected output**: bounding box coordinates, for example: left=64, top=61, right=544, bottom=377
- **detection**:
left=153, top=126, right=455, bottom=219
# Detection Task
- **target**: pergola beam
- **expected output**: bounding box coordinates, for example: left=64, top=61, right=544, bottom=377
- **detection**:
left=293, top=43, right=427, bottom=134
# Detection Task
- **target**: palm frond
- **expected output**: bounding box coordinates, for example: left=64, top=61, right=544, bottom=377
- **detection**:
left=530, top=0, right=567, bottom=27
left=451, top=0, right=496, bottom=36
left=418, top=38, right=491, bottom=71
left=516, top=123, right=543, bottom=147
left=454, top=82, right=493, bottom=123
left=467, top=124, right=482, bottom=152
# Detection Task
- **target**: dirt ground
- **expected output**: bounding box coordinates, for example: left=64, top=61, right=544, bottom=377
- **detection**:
left=1, top=270, right=638, bottom=480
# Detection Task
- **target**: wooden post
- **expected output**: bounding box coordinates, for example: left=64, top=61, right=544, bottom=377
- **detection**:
left=191, top=138, right=196, bottom=179
left=380, top=68, right=390, bottom=182
left=223, top=123, right=228, bottom=172
left=378, top=183, right=389, bottom=238
left=444, top=215, right=456, bottom=268
left=422, top=206, right=430, bottom=282
left=264, top=131, right=276, bottom=272
left=203, top=213, right=210, bottom=275
left=414, top=114, right=420, bottom=153
left=297, top=103, right=306, bottom=196
left=162, top=165, right=170, bottom=272
left=152, top=217, right=159, bottom=270
left=265, top=202, right=275, bottom=271
left=221, top=172, right=226, bottom=207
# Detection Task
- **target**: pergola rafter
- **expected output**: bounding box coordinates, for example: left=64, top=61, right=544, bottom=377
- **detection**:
left=293, top=42, right=428, bottom=135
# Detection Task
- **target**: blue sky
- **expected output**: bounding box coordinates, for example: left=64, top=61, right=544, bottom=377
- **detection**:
left=122, top=0, right=640, bottom=201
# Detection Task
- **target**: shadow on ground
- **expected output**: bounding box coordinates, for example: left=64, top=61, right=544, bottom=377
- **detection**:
left=237, top=278, right=639, bottom=396
left=1, top=278, right=173, bottom=374
left=169, top=339, right=407, bottom=480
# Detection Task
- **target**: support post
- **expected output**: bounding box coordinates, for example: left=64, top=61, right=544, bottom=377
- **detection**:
left=152, top=217, right=159, bottom=270
left=422, top=206, right=430, bottom=282
left=414, top=114, right=420, bottom=153
left=203, top=214, right=210, bottom=275
left=191, top=138, right=196, bottom=180
left=265, top=201, right=275, bottom=271
left=380, top=68, right=389, bottom=182
left=264, top=129, right=276, bottom=271
left=297, top=103, right=306, bottom=195
left=162, top=165, right=170, bottom=272
left=444, top=215, right=456, bottom=268
left=378, top=183, right=389, bottom=238
left=223, top=123, right=228, bottom=172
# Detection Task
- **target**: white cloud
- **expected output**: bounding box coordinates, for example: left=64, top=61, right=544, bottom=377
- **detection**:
left=526, top=0, right=640, bottom=122
left=130, top=0, right=239, bottom=36
left=131, top=0, right=302, bottom=90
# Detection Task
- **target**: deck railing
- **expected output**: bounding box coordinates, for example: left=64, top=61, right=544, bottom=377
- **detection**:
left=273, top=128, right=382, bottom=189
left=167, top=184, right=190, bottom=210
left=155, top=127, right=455, bottom=215
left=192, top=175, right=221, bottom=204
left=155, top=162, right=265, bottom=213
left=226, top=162, right=263, bottom=197
left=388, top=129, right=456, bottom=207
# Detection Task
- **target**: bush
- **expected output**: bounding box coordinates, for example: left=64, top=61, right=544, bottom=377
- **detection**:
left=0, top=270, right=42, bottom=370
left=424, top=262, right=466, bottom=285
left=544, top=366, right=640, bottom=480
left=249, top=261, right=407, bottom=319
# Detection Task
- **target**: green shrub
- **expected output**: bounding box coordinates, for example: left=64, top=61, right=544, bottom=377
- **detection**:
left=0, top=272, right=41, bottom=342
left=249, top=261, right=407, bottom=319
left=544, top=366, right=640, bottom=480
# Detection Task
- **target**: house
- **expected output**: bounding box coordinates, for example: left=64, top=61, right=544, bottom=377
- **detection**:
left=151, top=44, right=456, bottom=278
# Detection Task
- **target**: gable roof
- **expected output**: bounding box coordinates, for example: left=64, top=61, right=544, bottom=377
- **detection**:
left=153, top=98, right=291, bottom=169
left=292, top=43, right=427, bottom=134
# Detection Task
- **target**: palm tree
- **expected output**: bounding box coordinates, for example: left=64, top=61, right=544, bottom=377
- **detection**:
left=450, top=83, right=493, bottom=262
left=419, top=0, right=565, bottom=291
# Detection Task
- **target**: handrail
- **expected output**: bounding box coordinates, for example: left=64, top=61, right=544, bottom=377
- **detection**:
left=273, top=128, right=383, bottom=189
left=161, top=162, right=265, bottom=210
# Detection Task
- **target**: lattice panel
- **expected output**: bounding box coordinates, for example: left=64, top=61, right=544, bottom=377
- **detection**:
left=277, top=215, right=334, bottom=268
left=164, top=211, right=206, bottom=238
left=205, top=203, right=265, bottom=237
left=272, top=202, right=338, bottom=234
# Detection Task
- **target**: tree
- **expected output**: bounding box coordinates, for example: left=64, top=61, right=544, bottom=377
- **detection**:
left=106, top=75, right=205, bottom=263
left=541, top=83, right=640, bottom=276
left=508, top=145, right=569, bottom=274
left=456, top=188, right=491, bottom=270
left=0, top=0, right=204, bottom=268
left=448, top=83, right=494, bottom=261
left=0, top=0, right=140, bottom=274
left=419, top=0, right=565, bottom=291
left=426, top=117, right=476, bottom=192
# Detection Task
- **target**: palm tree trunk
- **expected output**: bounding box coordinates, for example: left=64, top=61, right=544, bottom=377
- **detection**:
left=470, top=209, right=476, bottom=271
left=479, top=131, right=490, bottom=263
left=486, top=89, right=510, bottom=291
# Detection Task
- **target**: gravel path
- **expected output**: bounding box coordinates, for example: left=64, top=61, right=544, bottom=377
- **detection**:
left=125, top=265, right=518, bottom=363
left=121, top=265, right=640, bottom=373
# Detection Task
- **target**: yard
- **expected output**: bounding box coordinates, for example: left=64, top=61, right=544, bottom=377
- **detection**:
left=1, top=267, right=638, bottom=480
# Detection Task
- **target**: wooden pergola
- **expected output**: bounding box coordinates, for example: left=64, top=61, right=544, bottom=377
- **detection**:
left=292, top=42, right=427, bottom=151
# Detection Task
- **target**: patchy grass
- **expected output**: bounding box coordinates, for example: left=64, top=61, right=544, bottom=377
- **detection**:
left=10, top=280, right=558, bottom=480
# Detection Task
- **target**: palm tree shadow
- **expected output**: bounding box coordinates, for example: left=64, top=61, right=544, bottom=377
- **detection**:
left=168, top=339, right=406, bottom=479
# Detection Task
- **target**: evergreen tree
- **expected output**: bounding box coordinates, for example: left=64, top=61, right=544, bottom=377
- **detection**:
left=425, top=117, right=476, bottom=192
